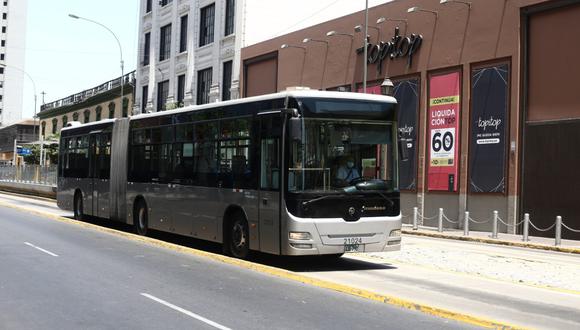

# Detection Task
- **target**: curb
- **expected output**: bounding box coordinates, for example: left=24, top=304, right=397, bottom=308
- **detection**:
left=402, top=229, right=580, bottom=255
left=0, top=200, right=526, bottom=329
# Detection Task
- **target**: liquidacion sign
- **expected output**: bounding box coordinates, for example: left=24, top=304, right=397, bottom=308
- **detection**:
left=356, top=27, right=423, bottom=71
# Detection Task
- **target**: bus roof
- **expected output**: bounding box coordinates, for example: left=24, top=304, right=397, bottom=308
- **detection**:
left=130, top=90, right=397, bottom=121
left=60, top=90, right=398, bottom=132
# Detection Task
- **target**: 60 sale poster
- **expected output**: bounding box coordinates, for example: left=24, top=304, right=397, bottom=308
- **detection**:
left=428, top=72, right=460, bottom=191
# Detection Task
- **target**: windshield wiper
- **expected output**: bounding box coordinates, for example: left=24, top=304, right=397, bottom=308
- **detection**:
left=302, top=194, right=346, bottom=207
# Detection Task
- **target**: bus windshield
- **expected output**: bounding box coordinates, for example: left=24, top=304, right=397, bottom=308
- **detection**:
left=288, top=118, right=397, bottom=193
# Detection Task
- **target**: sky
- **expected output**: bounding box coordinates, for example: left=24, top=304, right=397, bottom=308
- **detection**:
left=21, top=0, right=389, bottom=119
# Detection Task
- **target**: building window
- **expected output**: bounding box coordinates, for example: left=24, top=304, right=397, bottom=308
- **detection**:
left=1, top=40, right=5, bottom=47
left=0, top=54, right=4, bottom=61
left=62, top=115, right=68, bottom=128
left=197, top=67, right=212, bottom=105
left=108, top=102, right=116, bottom=118
left=143, top=32, right=150, bottom=66
left=225, top=0, right=235, bottom=36
left=159, top=24, right=172, bottom=61
left=222, top=61, right=232, bottom=101
left=157, top=80, right=169, bottom=111
left=142, top=85, right=149, bottom=112
left=145, top=0, right=152, bottom=13
left=3, top=14, right=7, bottom=20
left=199, top=4, right=215, bottom=47
left=41, top=121, right=46, bottom=136
left=0, top=67, right=3, bottom=74
left=1, top=26, right=5, bottom=33
left=160, top=0, right=172, bottom=6
left=122, top=98, right=129, bottom=117
left=52, top=119, right=58, bottom=134
left=177, top=74, right=185, bottom=106
left=72, top=112, right=79, bottom=121
left=179, top=15, right=188, bottom=53
left=84, top=110, right=90, bottom=123
left=96, top=106, right=102, bottom=121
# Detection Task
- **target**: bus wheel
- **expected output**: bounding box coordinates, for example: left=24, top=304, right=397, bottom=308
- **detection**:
left=134, top=200, right=148, bottom=236
left=73, top=192, right=84, bottom=221
left=228, top=213, right=249, bottom=259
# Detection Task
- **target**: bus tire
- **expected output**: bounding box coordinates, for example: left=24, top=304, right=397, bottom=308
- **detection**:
left=226, top=212, right=250, bottom=259
left=73, top=192, right=84, bottom=221
left=134, top=200, right=149, bottom=236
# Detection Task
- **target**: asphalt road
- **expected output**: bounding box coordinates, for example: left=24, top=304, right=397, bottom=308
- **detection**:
left=0, top=205, right=474, bottom=330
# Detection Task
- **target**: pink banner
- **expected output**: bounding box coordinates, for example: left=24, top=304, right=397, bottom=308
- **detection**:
left=427, top=72, right=461, bottom=191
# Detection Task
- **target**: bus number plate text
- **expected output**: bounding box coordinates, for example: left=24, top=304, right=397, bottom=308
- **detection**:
left=344, top=237, right=363, bottom=253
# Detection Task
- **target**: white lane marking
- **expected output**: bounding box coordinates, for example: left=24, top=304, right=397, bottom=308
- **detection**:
left=24, top=242, right=59, bottom=257
left=140, top=293, right=232, bottom=330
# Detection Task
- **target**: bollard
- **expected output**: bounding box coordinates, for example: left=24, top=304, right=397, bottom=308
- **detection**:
left=413, top=207, right=418, bottom=230
left=438, top=208, right=443, bottom=233
left=555, top=216, right=562, bottom=246
left=523, top=213, right=530, bottom=242
left=492, top=210, right=498, bottom=239
left=463, top=211, right=470, bottom=236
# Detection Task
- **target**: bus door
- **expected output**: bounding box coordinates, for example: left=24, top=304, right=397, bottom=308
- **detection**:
left=89, top=132, right=111, bottom=219
left=87, top=133, right=98, bottom=217
left=95, top=132, right=111, bottom=218
left=258, top=114, right=282, bottom=254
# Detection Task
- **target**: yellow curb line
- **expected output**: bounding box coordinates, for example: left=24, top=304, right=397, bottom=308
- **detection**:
left=0, top=200, right=525, bottom=330
left=402, top=230, right=580, bottom=255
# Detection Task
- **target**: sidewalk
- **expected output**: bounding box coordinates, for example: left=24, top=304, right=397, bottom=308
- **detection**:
left=402, top=223, right=580, bottom=254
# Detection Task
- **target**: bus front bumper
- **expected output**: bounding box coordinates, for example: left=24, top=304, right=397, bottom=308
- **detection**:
left=283, top=213, right=402, bottom=256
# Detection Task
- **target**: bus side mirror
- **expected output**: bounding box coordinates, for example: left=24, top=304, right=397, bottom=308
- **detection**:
left=289, top=118, right=302, bottom=141
left=398, top=133, right=409, bottom=162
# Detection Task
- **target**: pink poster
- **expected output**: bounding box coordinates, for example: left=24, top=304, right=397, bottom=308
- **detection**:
left=428, top=72, right=461, bottom=191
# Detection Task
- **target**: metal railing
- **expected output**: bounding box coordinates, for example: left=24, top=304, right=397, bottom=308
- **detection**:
left=40, top=71, right=135, bottom=112
left=0, top=165, right=57, bottom=185
left=407, top=207, right=580, bottom=246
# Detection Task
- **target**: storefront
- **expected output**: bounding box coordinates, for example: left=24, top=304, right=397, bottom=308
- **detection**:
left=240, top=0, right=580, bottom=239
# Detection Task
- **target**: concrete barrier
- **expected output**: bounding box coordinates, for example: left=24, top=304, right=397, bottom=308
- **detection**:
left=0, top=181, right=56, bottom=199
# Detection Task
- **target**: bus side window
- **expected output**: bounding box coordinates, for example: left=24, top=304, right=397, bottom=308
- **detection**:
left=260, top=138, right=279, bottom=190
left=260, top=115, right=281, bottom=191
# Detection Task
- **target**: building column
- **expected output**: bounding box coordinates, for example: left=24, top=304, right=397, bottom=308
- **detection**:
left=209, top=83, right=220, bottom=103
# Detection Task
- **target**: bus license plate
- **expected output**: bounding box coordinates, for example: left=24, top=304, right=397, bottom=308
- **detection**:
left=344, top=237, right=363, bottom=253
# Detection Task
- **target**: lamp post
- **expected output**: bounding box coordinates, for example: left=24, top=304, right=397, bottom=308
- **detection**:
left=280, top=44, right=307, bottom=86
left=440, top=0, right=472, bottom=9
left=68, top=14, right=124, bottom=111
left=0, top=63, right=38, bottom=140
left=303, top=38, right=329, bottom=90
left=376, top=17, right=408, bottom=33
left=327, top=31, right=355, bottom=86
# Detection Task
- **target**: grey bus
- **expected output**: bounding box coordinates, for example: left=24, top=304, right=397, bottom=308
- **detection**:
left=57, top=90, right=402, bottom=258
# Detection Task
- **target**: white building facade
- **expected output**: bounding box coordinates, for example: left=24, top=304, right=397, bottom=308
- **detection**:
left=135, top=0, right=244, bottom=114
left=1, top=0, right=28, bottom=126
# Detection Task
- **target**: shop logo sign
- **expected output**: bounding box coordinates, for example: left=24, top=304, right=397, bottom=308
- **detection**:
left=356, top=27, right=423, bottom=72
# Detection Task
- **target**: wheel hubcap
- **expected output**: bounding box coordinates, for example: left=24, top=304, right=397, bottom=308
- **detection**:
left=232, top=222, right=246, bottom=250
left=138, top=208, right=145, bottom=229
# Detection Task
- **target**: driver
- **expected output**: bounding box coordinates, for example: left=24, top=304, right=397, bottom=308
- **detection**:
left=336, top=155, right=360, bottom=184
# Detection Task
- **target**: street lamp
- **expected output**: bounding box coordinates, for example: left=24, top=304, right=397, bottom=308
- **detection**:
left=376, top=17, right=408, bottom=33
left=68, top=14, right=125, bottom=112
left=303, top=38, right=330, bottom=90
left=407, top=6, right=439, bottom=17
left=280, top=44, right=307, bottom=86
left=327, top=31, right=355, bottom=86
left=380, top=77, right=394, bottom=96
left=440, top=0, right=472, bottom=9
left=0, top=63, right=38, bottom=142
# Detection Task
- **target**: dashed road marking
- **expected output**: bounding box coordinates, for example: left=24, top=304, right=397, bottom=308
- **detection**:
left=24, top=242, right=59, bottom=257
left=141, top=293, right=232, bottom=330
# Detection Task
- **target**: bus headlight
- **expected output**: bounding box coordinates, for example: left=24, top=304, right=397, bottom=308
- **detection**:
left=289, top=232, right=311, bottom=240
left=389, top=229, right=401, bottom=237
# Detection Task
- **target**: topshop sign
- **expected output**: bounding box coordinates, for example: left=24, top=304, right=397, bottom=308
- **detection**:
left=356, top=27, right=423, bottom=72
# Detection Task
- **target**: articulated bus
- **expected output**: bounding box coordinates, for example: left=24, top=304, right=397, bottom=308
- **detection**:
left=57, top=90, right=403, bottom=258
